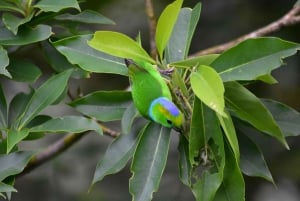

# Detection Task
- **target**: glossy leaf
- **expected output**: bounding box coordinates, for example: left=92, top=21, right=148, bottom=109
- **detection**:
left=0, top=46, right=11, bottom=78
left=211, top=37, right=300, bottom=82
left=0, top=25, right=52, bottom=46
left=121, top=103, right=139, bottom=134
left=16, top=69, right=73, bottom=129
left=30, top=116, right=102, bottom=135
left=262, top=99, right=300, bottom=137
left=34, top=0, right=80, bottom=12
left=7, top=59, right=41, bottom=82
left=155, top=0, right=183, bottom=59
left=129, top=123, right=171, bottom=201
left=2, top=12, right=33, bottom=35
left=191, top=65, right=226, bottom=116
left=53, top=35, right=128, bottom=75
left=55, top=10, right=115, bottom=25
left=165, top=3, right=201, bottom=62
left=238, top=130, right=273, bottom=182
left=7, top=129, right=29, bottom=153
left=0, top=151, right=34, bottom=181
left=224, top=82, right=288, bottom=148
left=69, top=91, right=132, bottom=122
left=88, top=31, right=154, bottom=64
left=92, top=119, right=147, bottom=186
left=0, top=85, right=7, bottom=128
left=170, top=54, right=219, bottom=68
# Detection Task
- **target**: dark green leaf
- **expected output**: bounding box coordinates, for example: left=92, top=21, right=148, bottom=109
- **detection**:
left=69, top=91, right=132, bottom=122
left=7, top=129, right=29, bottom=153
left=24, top=115, right=51, bottom=140
left=0, top=151, right=34, bottom=181
left=16, top=69, right=73, bottom=129
left=88, top=31, right=154, bottom=64
left=178, top=135, right=192, bottom=186
left=165, top=3, right=201, bottom=62
left=7, top=59, right=41, bottom=82
left=224, top=82, right=288, bottom=148
left=262, top=99, right=300, bottom=137
left=129, top=123, right=171, bottom=201
left=30, top=116, right=102, bottom=135
left=0, top=2, right=24, bottom=15
left=191, top=65, right=226, bottom=116
left=2, top=12, right=34, bottom=35
left=53, top=35, right=128, bottom=75
left=121, top=103, right=139, bottom=134
left=0, top=46, right=11, bottom=78
left=211, top=37, right=300, bottom=82
left=92, top=119, right=147, bottom=186
left=170, top=54, right=219, bottom=68
left=0, top=25, right=52, bottom=46
left=34, top=0, right=80, bottom=12
left=0, top=85, right=7, bottom=128
left=155, top=0, right=183, bottom=59
left=238, top=130, right=273, bottom=182
left=55, top=10, right=115, bottom=25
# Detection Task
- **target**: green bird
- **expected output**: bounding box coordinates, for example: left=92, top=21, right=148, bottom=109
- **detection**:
left=125, top=59, right=184, bottom=130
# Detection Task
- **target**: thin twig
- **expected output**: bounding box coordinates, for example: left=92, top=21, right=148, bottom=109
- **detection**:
left=145, top=0, right=157, bottom=58
left=192, top=5, right=300, bottom=56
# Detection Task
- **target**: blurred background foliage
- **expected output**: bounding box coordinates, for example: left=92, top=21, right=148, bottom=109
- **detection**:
left=4, top=0, right=300, bottom=201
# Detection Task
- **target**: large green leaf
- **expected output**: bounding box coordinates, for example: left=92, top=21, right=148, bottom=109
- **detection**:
left=170, top=54, right=219, bottom=68
left=16, top=69, right=72, bottom=129
left=7, top=59, right=41, bottom=82
left=165, top=3, right=201, bottom=63
left=92, top=119, right=147, bottom=186
left=55, top=10, right=115, bottom=25
left=262, top=99, right=300, bottom=137
left=238, top=129, right=273, bottom=182
left=88, top=31, right=154, bottom=64
left=0, top=46, right=11, bottom=78
left=2, top=12, right=33, bottom=35
left=0, top=25, right=52, bottom=46
left=211, top=37, right=300, bottom=82
left=121, top=103, right=139, bottom=134
left=29, top=116, right=102, bottom=135
left=155, top=0, right=183, bottom=59
left=191, top=65, right=226, bottom=117
left=129, top=123, right=171, bottom=201
left=34, top=0, right=80, bottom=12
left=52, top=35, right=128, bottom=76
left=0, top=85, right=7, bottom=128
left=0, top=151, right=34, bottom=181
left=224, top=82, right=288, bottom=148
left=69, top=91, right=132, bottom=122
left=7, top=129, right=29, bottom=153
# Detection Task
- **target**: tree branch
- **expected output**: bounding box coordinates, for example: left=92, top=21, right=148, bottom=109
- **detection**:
left=145, top=0, right=157, bottom=59
left=192, top=4, right=300, bottom=56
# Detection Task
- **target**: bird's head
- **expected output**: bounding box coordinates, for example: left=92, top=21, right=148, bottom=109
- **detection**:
left=148, top=97, right=184, bottom=130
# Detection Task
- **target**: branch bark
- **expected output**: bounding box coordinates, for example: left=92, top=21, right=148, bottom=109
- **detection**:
left=192, top=4, right=300, bottom=56
left=145, top=0, right=157, bottom=59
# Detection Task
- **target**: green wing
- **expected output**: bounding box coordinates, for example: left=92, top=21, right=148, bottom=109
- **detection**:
left=125, top=59, right=172, bottom=117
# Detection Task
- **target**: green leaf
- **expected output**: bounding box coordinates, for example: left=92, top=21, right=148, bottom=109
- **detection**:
left=214, top=142, right=245, bottom=201
left=92, top=119, right=147, bottom=186
left=52, top=35, right=128, bottom=76
left=191, top=65, right=226, bottom=117
left=224, top=82, right=288, bottom=148
left=2, top=12, right=34, bottom=35
left=24, top=115, right=51, bottom=140
left=170, top=54, right=219, bottom=68
left=55, top=10, right=115, bottom=25
left=34, top=0, right=80, bottom=12
left=7, top=59, right=41, bottom=82
left=238, top=129, right=273, bottom=182
left=30, top=116, right=102, bottom=135
left=0, top=46, right=11, bottom=78
left=262, top=99, right=300, bottom=137
left=0, top=151, right=34, bottom=181
left=7, top=129, right=29, bottom=153
left=211, top=37, right=300, bottom=82
left=178, top=136, right=192, bottom=186
left=121, top=103, right=139, bottom=134
left=0, top=85, right=7, bottom=128
left=0, top=1, right=24, bottom=15
left=16, top=69, right=73, bottom=129
left=129, top=123, right=171, bottom=201
left=88, top=31, right=154, bottom=64
left=0, top=182, right=17, bottom=195
left=155, top=0, right=183, bottom=59
left=69, top=91, right=132, bottom=122
left=165, top=3, right=201, bottom=62
left=0, top=25, right=52, bottom=46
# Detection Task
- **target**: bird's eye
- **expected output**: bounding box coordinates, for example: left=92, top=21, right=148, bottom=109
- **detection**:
left=166, top=119, right=172, bottom=125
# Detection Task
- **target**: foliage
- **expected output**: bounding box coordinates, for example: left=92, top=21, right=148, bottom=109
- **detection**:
left=0, top=0, right=299, bottom=201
